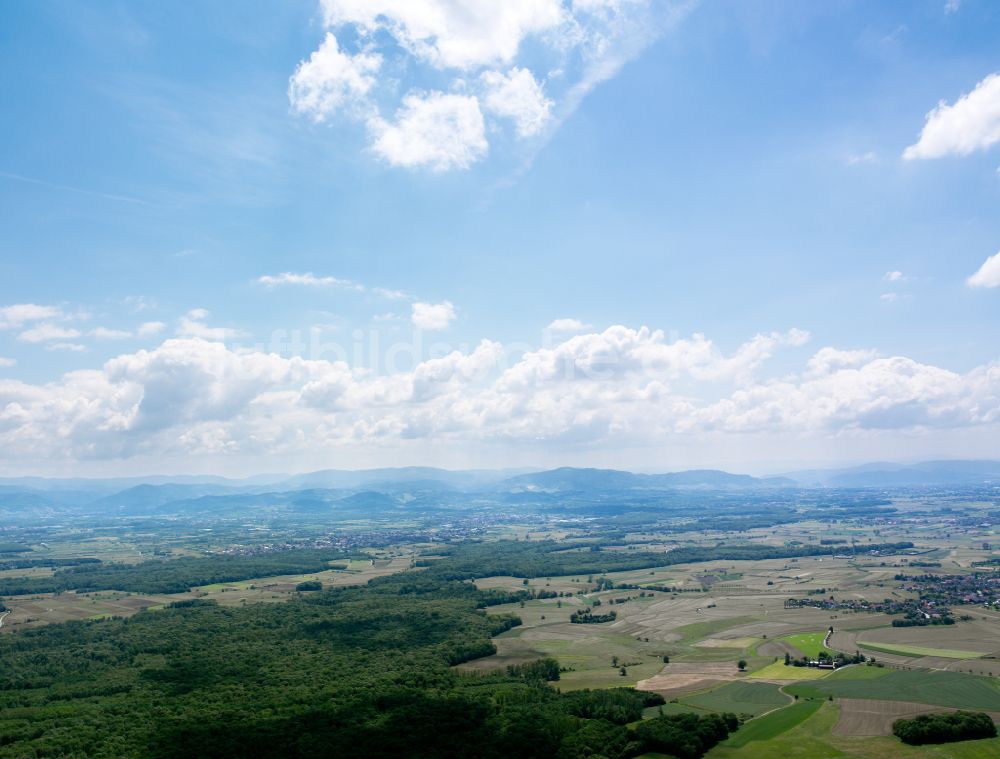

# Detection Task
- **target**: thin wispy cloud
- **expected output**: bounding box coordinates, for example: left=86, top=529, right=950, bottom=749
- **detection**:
left=847, top=151, right=877, bottom=165
left=258, top=272, right=414, bottom=303
left=90, top=327, right=133, bottom=340
left=176, top=309, right=247, bottom=340
left=0, top=170, right=160, bottom=207
left=17, top=324, right=82, bottom=344
left=138, top=321, right=166, bottom=337
left=547, top=318, right=592, bottom=332
left=258, top=272, right=362, bottom=289
left=45, top=342, right=86, bottom=353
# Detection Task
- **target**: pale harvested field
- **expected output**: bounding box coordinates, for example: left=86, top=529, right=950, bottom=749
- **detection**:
left=0, top=590, right=184, bottom=630
left=828, top=630, right=859, bottom=652
left=0, top=557, right=412, bottom=632
left=859, top=618, right=1000, bottom=655
left=832, top=699, right=1000, bottom=737
left=0, top=566, right=55, bottom=580
left=915, top=657, right=1000, bottom=676
left=696, top=636, right=758, bottom=649
left=473, top=575, right=589, bottom=595
left=637, top=662, right=744, bottom=696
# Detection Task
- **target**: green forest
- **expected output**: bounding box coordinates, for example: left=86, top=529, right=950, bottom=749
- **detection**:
left=0, top=542, right=743, bottom=758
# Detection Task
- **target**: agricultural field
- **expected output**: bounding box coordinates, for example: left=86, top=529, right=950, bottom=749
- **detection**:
left=715, top=699, right=824, bottom=749
left=779, top=631, right=833, bottom=658
left=852, top=619, right=1000, bottom=665
left=748, top=660, right=832, bottom=680
left=857, top=642, right=987, bottom=659
left=681, top=681, right=789, bottom=717
left=454, top=507, right=1000, bottom=755
left=6, top=483, right=1000, bottom=756
left=0, top=555, right=412, bottom=632
left=786, top=670, right=1000, bottom=711
left=832, top=699, right=1000, bottom=738
left=708, top=701, right=1000, bottom=758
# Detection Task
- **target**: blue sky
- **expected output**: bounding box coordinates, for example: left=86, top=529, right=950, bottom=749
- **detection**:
left=1, top=0, right=999, bottom=477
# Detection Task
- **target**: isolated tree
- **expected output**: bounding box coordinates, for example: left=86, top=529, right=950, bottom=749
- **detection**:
left=737, top=659, right=747, bottom=671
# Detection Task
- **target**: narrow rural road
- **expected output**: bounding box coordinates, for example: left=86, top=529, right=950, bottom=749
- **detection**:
left=0, top=610, right=9, bottom=629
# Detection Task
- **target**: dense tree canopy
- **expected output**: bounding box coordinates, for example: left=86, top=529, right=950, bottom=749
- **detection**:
left=0, top=542, right=741, bottom=758
left=893, top=712, right=997, bottom=745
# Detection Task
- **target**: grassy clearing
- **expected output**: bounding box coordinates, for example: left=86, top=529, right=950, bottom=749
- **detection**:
left=858, top=641, right=986, bottom=659
left=708, top=701, right=842, bottom=758
left=673, top=617, right=761, bottom=647
left=682, top=681, right=788, bottom=717
left=822, top=665, right=891, bottom=680
left=720, top=699, right=824, bottom=748
left=641, top=703, right=707, bottom=718
left=786, top=670, right=1000, bottom=711
left=748, top=661, right=830, bottom=680
left=779, top=631, right=832, bottom=659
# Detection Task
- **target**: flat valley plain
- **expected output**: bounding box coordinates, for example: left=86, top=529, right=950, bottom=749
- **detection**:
left=3, top=477, right=1000, bottom=757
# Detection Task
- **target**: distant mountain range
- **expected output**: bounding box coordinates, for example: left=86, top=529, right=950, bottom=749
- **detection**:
left=0, top=460, right=997, bottom=518
left=501, top=467, right=795, bottom=491
left=780, top=460, right=1000, bottom=487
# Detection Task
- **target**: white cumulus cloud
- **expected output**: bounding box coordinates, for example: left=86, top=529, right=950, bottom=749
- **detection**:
left=288, top=32, right=382, bottom=121
left=369, top=92, right=488, bottom=171
left=967, top=251, right=1000, bottom=288
left=0, top=304, right=63, bottom=330
left=292, top=0, right=688, bottom=171
left=411, top=300, right=457, bottom=330
left=0, top=326, right=999, bottom=468
left=904, top=72, right=1000, bottom=160
left=481, top=68, right=553, bottom=137
left=319, top=0, right=566, bottom=70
